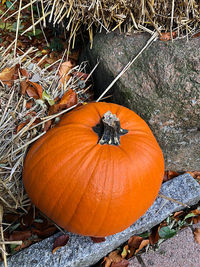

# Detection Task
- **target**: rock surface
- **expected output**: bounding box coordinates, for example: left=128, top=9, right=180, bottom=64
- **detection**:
left=129, top=223, right=200, bottom=267
left=82, top=32, right=200, bottom=171
left=5, top=173, right=200, bottom=267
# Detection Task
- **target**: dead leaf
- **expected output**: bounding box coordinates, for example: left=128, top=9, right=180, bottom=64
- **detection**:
left=112, top=259, right=129, bottom=267
left=16, top=120, right=30, bottom=133
left=149, top=225, right=160, bottom=245
left=26, top=100, right=34, bottom=109
left=52, top=234, right=69, bottom=254
left=20, top=68, right=29, bottom=78
left=160, top=32, right=176, bottom=41
left=128, top=235, right=143, bottom=249
left=193, top=215, right=200, bottom=224
left=135, top=239, right=149, bottom=254
left=7, top=230, right=32, bottom=241
left=108, top=250, right=122, bottom=263
left=73, top=71, right=89, bottom=80
left=59, top=61, right=74, bottom=84
left=163, top=170, right=180, bottom=182
left=49, top=88, right=77, bottom=115
left=194, top=228, right=200, bottom=245
left=32, top=225, right=57, bottom=238
left=102, top=256, right=112, bottom=267
left=90, top=236, right=106, bottom=243
left=14, top=240, right=33, bottom=252
left=121, top=244, right=129, bottom=258
left=27, top=81, right=43, bottom=99
left=0, top=66, right=16, bottom=86
left=192, top=32, right=200, bottom=38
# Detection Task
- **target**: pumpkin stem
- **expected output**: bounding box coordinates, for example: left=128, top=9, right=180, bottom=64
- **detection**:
left=93, top=111, right=128, bottom=145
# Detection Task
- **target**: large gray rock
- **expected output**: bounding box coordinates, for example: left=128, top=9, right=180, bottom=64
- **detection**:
left=6, top=173, right=200, bottom=267
left=82, top=32, right=200, bottom=171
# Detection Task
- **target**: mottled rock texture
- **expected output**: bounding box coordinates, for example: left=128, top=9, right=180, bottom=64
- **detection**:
left=5, top=174, right=200, bottom=267
left=82, top=32, right=200, bottom=171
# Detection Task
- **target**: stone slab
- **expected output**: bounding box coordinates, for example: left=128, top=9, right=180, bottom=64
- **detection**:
left=5, top=173, right=200, bottom=267
left=129, top=224, right=200, bottom=267
left=81, top=32, right=200, bottom=171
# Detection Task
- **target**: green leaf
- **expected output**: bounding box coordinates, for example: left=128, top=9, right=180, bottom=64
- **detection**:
left=6, top=1, right=14, bottom=10
left=42, top=90, right=55, bottom=106
left=9, top=244, right=18, bottom=255
left=139, top=232, right=150, bottom=238
left=26, top=28, right=42, bottom=37
left=184, top=213, right=195, bottom=220
left=159, top=226, right=177, bottom=239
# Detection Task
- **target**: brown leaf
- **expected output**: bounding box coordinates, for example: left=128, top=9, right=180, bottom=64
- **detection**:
left=160, top=32, right=176, bottom=41
left=32, top=225, right=57, bottom=238
left=192, top=32, right=200, bottom=38
left=59, top=61, right=74, bottom=84
left=149, top=225, right=160, bottom=245
left=7, top=230, right=32, bottom=241
left=112, top=259, right=129, bottom=267
left=135, top=239, right=149, bottom=254
left=90, top=236, right=106, bottom=243
left=128, top=235, right=143, bottom=249
left=52, top=234, right=69, bottom=254
left=73, top=71, right=89, bottom=80
left=163, top=170, right=180, bottom=182
left=0, top=66, right=16, bottom=86
left=16, top=120, right=30, bottom=133
left=14, top=240, right=33, bottom=252
left=49, top=89, right=77, bottom=115
left=27, top=81, right=43, bottom=99
left=102, top=256, right=112, bottom=267
left=43, top=120, right=52, bottom=132
left=26, top=100, right=34, bottom=109
left=20, top=68, right=29, bottom=78
left=193, top=215, right=200, bottom=224
left=108, top=250, right=122, bottom=263
left=194, top=228, right=200, bottom=245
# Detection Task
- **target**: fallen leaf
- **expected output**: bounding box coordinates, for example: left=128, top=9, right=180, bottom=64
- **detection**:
left=128, top=235, right=143, bottom=249
left=135, top=239, right=149, bottom=254
left=16, top=120, right=30, bottom=133
left=102, top=256, right=112, bottom=267
left=14, top=240, right=33, bottom=252
left=20, top=68, right=29, bottom=78
left=7, top=230, right=32, bottom=241
left=192, top=32, right=200, bottom=38
left=52, top=234, right=69, bottom=254
left=149, top=225, right=160, bottom=245
left=59, top=61, right=74, bottom=84
left=193, top=215, right=200, bottom=224
left=49, top=88, right=77, bottom=115
left=32, top=225, right=57, bottom=238
left=73, top=71, right=89, bottom=80
left=27, top=81, right=43, bottom=99
left=159, top=226, right=177, bottom=239
left=108, top=250, right=122, bottom=263
left=112, top=259, right=129, bottom=267
left=163, top=170, right=180, bottom=182
left=0, top=66, right=16, bottom=86
left=160, top=32, right=176, bottom=41
left=90, top=236, right=106, bottom=243
left=121, top=244, right=129, bottom=258
left=194, top=228, right=200, bottom=245
left=26, top=100, right=34, bottom=109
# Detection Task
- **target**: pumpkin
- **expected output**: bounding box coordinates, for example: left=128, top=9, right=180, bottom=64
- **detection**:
left=23, top=102, right=164, bottom=237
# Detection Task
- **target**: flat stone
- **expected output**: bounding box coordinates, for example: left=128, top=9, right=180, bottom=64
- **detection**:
left=5, top=173, right=200, bottom=267
left=129, top=224, right=200, bottom=266
left=81, top=32, right=200, bottom=171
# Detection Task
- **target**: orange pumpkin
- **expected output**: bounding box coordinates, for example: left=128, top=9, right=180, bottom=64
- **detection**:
left=23, top=102, right=164, bottom=237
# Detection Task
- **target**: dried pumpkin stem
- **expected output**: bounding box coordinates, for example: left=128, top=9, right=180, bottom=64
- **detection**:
left=93, top=111, right=128, bottom=146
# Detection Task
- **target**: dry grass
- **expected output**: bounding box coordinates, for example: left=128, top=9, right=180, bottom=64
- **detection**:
left=36, top=0, right=200, bottom=45
left=0, top=48, right=90, bottom=213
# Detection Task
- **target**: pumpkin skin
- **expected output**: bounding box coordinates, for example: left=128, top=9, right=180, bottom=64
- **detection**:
left=23, top=102, right=164, bottom=237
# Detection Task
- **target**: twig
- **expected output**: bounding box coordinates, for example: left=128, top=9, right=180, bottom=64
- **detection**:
left=96, top=31, right=159, bottom=102
left=158, top=193, right=190, bottom=208
left=0, top=205, right=7, bottom=267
